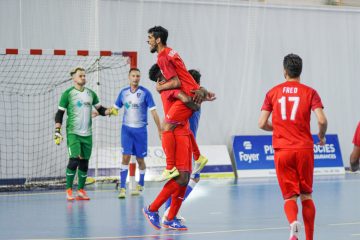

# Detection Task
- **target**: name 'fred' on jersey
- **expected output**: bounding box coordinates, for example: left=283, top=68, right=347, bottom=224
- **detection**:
left=261, top=81, right=324, bottom=149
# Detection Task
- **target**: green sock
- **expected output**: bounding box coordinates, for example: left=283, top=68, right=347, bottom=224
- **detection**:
left=66, top=168, right=76, bottom=189
left=77, top=169, right=87, bottom=190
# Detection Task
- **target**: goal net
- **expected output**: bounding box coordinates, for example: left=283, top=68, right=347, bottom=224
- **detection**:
left=0, top=49, right=137, bottom=191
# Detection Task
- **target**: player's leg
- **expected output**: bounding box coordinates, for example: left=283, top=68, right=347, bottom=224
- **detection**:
left=189, top=132, right=208, bottom=174
left=76, top=135, right=92, bottom=200
left=298, top=149, right=315, bottom=240
left=119, top=125, right=133, bottom=198
left=65, top=134, right=81, bottom=201
left=132, top=126, right=147, bottom=194
left=274, top=149, right=301, bottom=240
left=350, top=145, right=360, bottom=172
left=162, top=133, right=191, bottom=230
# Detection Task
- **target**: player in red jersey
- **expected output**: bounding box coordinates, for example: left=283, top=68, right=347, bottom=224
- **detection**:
left=143, top=26, right=215, bottom=231
left=147, top=26, right=214, bottom=181
left=350, top=122, right=360, bottom=171
left=258, top=54, right=327, bottom=240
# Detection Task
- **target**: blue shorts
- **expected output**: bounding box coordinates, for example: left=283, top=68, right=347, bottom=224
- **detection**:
left=121, top=125, right=148, bottom=158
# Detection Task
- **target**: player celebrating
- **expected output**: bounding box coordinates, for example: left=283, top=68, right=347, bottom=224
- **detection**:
left=258, top=54, right=328, bottom=240
left=54, top=66, right=117, bottom=201
left=147, top=25, right=213, bottom=181
left=162, top=69, right=204, bottom=223
left=113, top=68, right=162, bottom=198
left=350, top=121, right=360, bottom=171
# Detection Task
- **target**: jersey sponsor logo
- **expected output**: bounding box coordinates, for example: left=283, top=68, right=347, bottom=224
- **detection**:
left=76, top=100, right=83, bottom=107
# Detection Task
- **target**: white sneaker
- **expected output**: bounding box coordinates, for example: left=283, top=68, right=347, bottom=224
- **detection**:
left=289, top=221, right=301, bottom=240
left=161, top=207, right=186, bottom=224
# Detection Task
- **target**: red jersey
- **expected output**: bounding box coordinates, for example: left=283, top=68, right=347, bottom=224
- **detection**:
left=157, top=47, right=200, bottom=96
left=261, top=81, right=323, bottom=149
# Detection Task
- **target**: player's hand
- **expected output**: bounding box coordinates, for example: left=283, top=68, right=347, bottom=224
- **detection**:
left=317, top=134, right=326, bottom=145
left=205, top=91, right=216, bottom=101
left=54, top=128, right=63, bottom=145
left=191, top=88, right=207, bottom=104
left=108, top=107, right=119, bottom=116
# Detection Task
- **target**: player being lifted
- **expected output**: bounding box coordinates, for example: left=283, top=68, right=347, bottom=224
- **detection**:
left=143, top=26, right=215, bottom=231
left=149, top=66, right=206, bottom=223
left=54, top=66, right=117, bottom=201
left=147, top=25, right=215, bottom=181
left=258, top=54, right=327, bottom=240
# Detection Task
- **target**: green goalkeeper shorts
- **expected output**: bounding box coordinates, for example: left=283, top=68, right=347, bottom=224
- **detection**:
left=66, top=134, right=93, bottom=159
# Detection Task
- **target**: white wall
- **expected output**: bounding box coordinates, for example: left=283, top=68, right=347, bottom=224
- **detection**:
left=1, top=0, right=359, bottom=167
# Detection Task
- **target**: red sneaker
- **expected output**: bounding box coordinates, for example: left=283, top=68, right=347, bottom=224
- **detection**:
left=76, top=189, right=90, bottom=200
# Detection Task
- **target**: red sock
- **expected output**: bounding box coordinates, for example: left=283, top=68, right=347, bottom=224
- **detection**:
left=284, top=199, right=298, bottom=224
left=302, top=199, right=316, bottom=240
left=149, top=179, right=178, bottom=212
left=189, top=132, right=200, bottom=160
left=162, top=131, right=176, bottom=170
left=167, top=184, right=187, bottom=220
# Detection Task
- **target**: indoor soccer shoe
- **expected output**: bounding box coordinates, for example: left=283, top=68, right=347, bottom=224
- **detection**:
left=162, top=207, right=186, bottom=225
left=142, top=206, right=161, bottom=230
left=289, top=221, right=301, bottom=240
left=76, top=189, right=90, bottom=200
left=131, top=185, right=144, bottom=196
left=66, top=188, right=75, bottom=201
left=118, top=188, right=126, bottom=199
left=162, top=217, right=188, bottom=231
left=157, top=167, right=180, bottom=181
left=192, top=155, right=208, bottom=174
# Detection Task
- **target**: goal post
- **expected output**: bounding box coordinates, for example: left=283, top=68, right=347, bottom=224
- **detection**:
left=0, top=48, right=137, bottom=191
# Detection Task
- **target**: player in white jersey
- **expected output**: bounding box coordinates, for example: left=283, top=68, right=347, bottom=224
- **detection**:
left=114, top=68, right=161, bottom=198
left=54, top=66, right=117, bottom=201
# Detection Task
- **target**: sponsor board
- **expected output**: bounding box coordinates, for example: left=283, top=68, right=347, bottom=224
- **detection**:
left=233, top=134, right=345, bottom=178
left=89, top=145, right=233, bottom=180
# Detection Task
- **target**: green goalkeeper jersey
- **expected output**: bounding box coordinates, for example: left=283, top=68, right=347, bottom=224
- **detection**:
left=58, top=86, right=100, bottom=136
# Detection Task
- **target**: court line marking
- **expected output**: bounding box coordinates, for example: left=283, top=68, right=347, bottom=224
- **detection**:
left=329, top=222, right=360, bottom=226
left=24, top=226, right=288, bottom=240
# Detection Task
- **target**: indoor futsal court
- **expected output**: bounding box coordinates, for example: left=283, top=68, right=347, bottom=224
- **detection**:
left=2, top=1, right=360, bottom=240
left=1, top=174, right=360, bottom=240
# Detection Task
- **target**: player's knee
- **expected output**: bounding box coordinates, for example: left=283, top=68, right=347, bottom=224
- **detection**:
left=122, top=155, right=131, bottom=165
left=285, top=195, right=298, bottom=202
left=300, top=193, right=312, bottom=201
left=175, top=172, right=190, bottom=186
left=78, top=159, right=89, bottom=172
left=67, top=158, right=79, bottom=171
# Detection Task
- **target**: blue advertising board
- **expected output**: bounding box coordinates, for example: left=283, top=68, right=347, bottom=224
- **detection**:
left=233, top=134, right=344, bottom=177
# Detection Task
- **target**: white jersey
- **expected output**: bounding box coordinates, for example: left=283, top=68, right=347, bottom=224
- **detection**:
left=114, top=86, right=156, bottom=128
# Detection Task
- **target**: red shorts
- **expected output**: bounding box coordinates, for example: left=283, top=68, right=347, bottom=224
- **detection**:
left=353, top=122, right=360, bottom=147
left=165, top=100, right=193, bottom=125
left=173, top=125, right=192, bottom=172
left=274, top=149, right=314, bottom=199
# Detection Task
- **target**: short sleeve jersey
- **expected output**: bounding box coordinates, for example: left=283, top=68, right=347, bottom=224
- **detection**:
left=157, top=47, right=200, bottom=96
left=58, top=86, right=100, bottom=136
left=261, top=81, right=323, bottom=149
left=114, top=86, right=156, bottom=128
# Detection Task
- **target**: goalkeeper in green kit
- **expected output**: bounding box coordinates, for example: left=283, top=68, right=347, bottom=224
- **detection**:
left=54, top=66, right=118, bottom=201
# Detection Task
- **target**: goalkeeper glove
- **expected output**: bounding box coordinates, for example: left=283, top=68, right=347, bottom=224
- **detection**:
left=108, top=107, right=119, bottom=116
left=54, top=128, right=63, bottom=145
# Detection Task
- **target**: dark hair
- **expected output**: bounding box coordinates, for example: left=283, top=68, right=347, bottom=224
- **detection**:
left=129, top=68, right=140, bottom=75
left=148, top=64, right=162, bottom=82
left=283, top=54, right=302, bottom=78
left=148, top=26, right=168, bottom=45
left=188, top=69, right=201, bottom=84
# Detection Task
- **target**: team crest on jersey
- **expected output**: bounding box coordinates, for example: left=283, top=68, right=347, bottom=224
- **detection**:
left=137, top=93, right=141, bottom=98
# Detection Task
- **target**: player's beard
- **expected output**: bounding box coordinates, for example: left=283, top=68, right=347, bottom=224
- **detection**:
left=150, top=43, right=158, bottom=53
